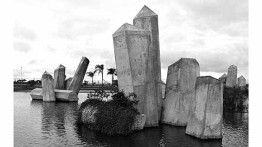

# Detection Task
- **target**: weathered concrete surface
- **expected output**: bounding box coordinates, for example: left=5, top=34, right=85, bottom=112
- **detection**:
left=30, top=88, right=78, bottom=101
left=65, top=77, right=73, bottom=89
left=113, top=23, right=159, bottom=127
left=219, top=73, right=227, bottom=84
left=41, top=71, right=56, bottom=102
left=54, top=64, right=66, bottom=89
left=226, top=65, right=237, bottom=87
left=132, top=114, right=146, bottom=130
left=162, top=58, right=200, bottom=126
left=186, top=76, right=223, bottom=139
left=161, top=80, right=166, bottom=98
left=67, top=57, right=89, bottom=94
left=30, top=88, right=43, bottom=100
left=237, top=75, right=246, bottom=87
left=133, top=5, right=162, bottom=121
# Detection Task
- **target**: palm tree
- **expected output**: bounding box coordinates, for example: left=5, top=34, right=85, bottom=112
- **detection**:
left=86, top=71, right=95, bottom=85
left=107, top=68, right=117, bottom=83
left=94, top=64, right=104, bottom=87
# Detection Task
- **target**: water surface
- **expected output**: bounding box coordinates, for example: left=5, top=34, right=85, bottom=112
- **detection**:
left=14, top=92, right=248, bottom=147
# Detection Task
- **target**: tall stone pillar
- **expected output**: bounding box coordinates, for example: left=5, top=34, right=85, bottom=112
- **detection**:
left=162, top=58, right=200, bottom=126
left=67, top=57, right=89, bottom=94
left=186, top=76, right=223, bottom=139
left=226, top=65, right=237, bottom=87
left=54, top=64, right=66, bottom=89
left=41, top=71, right=56, bottom=102
left=237, top=75, right=246, bottom=87
left=133, top=5, right=162, bottom=121
left=113, top=23, right=159, bottom=127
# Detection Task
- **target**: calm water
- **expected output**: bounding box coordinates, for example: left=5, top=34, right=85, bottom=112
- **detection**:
left=14, top=92, right=248, bottom=147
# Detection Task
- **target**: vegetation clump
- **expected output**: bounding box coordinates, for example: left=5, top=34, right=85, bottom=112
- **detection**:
left=77, top=90, right=140, bottom=135
left=223, top=85, right=248, bottom=113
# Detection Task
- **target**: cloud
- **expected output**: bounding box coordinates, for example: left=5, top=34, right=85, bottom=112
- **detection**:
left=13, top=41, right=32, bottom=53
left=14, top=24, right=37, bottom=41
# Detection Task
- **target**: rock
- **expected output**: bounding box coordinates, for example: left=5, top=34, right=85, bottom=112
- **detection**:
left=67, top=57, right=90, bottom=94
left=41, top=71, right=56, bottom=102
left=132, top=114, right=146, bottom=130
left=162, top=58, right=200, bottom=126
left=113, top=23, right=158, bottom=127
left=133, top=5, right=162, bottom=121
left=65, top=77, right=73, bottom=89
left=30, top=88, right=43, bottom=100
left=186, top=76, right=223, bottom=139
left=219, top=73, right=227, bottom=84
left=30, top=88, right=78, bottom=102
left=54, top=64, right=66, bottom=89
left=226, top=65, right=237, bottom=87
left=237, top=75, right=246, bottom=87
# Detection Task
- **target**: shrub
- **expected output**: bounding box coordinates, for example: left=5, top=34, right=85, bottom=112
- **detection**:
left=77, top=90, right=140, bottom=135
left=223, top=86, right=248, bottom=112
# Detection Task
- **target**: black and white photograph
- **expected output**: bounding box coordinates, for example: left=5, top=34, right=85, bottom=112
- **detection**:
left=6, top=0, right=253, bottom=146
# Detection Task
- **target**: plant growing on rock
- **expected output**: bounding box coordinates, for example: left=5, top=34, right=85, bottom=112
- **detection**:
left=77, top=90, right=140, bottom=135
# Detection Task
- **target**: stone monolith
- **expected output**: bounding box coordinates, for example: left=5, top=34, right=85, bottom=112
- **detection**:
left=54, top=64, right=66, bottom=89
left=219, top=73, right=227, bottom=84
left=186, top=76, right=223, bottom=139
left=41, top=71, right=56, bottom=102
left=226, top=65, right=237, bottom=87
left=133, top=5, right=162, bottom=121
left=162, top=58, right=200, bottom=126
left=65, top=77, right=73, bottom=89
left=113, top=23, right=158, bottom=127
left=237, top=75, right=246, bottom=87
left=67, top=57, right=89, bottom=94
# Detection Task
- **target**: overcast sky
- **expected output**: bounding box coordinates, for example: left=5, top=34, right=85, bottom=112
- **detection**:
left=13, top=0, right=248, bottom=83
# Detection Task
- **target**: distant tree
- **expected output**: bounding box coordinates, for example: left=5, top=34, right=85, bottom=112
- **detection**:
left=94, top=64, right=104, bottom=87
left=107, top=68, right=117, bottom=83
left=86, top=71, right=95, bottom=85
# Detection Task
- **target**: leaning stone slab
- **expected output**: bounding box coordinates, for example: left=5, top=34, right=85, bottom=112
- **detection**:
left=219, top=73, right=227, bottom=84
left=113, top=23, right=159, bottom=127
left=54, top=64, right=66, bottom=89
left=30, top=88, right=78, bottom=102
left=42, top=71, right=56, bottom=102
left=67, top=57, right=90, bottom=94
left=186, top=76, right=223, bottom=139
left=162, top=58, right=200, bottom=126
left=226, top=65, right=237, bottom=87
left=133, top=5, right=162, bottom=121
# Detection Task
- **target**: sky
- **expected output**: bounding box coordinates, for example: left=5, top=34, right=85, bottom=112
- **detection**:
left=13, top=0, right=248, bottom=83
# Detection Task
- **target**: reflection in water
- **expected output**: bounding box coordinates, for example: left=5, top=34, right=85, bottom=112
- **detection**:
left=14, top=92, right=248, bottom=147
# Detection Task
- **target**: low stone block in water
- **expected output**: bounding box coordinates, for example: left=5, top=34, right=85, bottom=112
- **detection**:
left=30, top=88, right=78, bottom=102
left=186, top=76, right=223, bottom=139
left=132, top=114, right=146, bottom=130
left=67, top=57, right=90, bottom=94
left=162, top=58, right=200, bottom=126
left=42, top=71, right=56, bottom=102
left=54, top=64, right=66, bottom=89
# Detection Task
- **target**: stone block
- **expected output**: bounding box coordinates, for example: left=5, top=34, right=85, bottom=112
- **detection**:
left=133, top=5, right=162, bottom=121
left=185, top=76, right=223, bottom=139
left=65, top=77, right=73, bottom=89
left=67, top=57, right=90, bottom=94
left=41, top=71, right=56, bottom=102
left=113, top=23, right=158, bottom=127
left=54, top=64, right=66, bottom=89
left=237, top=75, right=246, bottom=87
left=226, top=65, right=237, bottom=87
left=162, top=58, right=200, bottom=126
left=30, top=88, right=78, bottom=102
left=132, top=114, right=146, bottom=130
